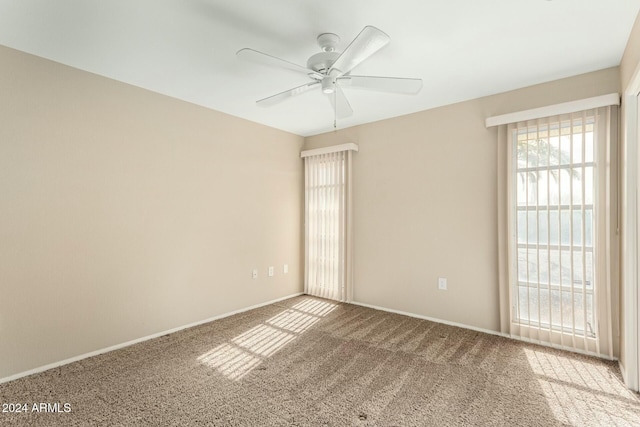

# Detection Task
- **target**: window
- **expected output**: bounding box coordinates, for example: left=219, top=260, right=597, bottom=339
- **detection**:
left=305, top=152, right=345, bottom=300
left=513, top=113, right=596, bottom=338
left=491, top=100, right=618, bottom=357
left=302, top=144, right=357, bottom=302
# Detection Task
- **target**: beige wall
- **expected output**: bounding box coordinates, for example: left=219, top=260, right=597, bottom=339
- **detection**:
left=304, top=67, right=621, bottom=333
left=621, top=12, right=640, bottom=91
left=0, top=46, right=304, bottom=380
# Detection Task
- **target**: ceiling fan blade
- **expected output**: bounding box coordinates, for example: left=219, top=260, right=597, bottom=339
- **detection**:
left=237, top=48, right=321, bottom=79
left=256, top=81, right=320, bottom=107
left=327, top=84, right=353, bottom=119
left=328, top=26, right=390, bottom=76
left=337, top=75, right=423, bottom=94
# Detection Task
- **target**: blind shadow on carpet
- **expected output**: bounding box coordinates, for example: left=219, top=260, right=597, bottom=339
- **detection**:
left=1, top=295, right=639, bottom=426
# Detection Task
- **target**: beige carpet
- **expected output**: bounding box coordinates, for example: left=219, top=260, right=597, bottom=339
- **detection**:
left=1, top=295, right=639, bottom=426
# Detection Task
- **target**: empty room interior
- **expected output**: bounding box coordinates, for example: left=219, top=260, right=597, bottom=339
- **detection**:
left=3, top=0, right=640, bottom=425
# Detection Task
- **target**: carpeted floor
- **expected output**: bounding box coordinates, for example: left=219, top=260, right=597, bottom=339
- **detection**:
left=1, top=295, right=640, bottom=426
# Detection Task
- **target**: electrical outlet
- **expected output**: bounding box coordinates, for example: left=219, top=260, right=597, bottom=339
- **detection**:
left=438, top=277, right=447, bottom=290
left=252, top=269, right=258, bottom=279
left=283, top=264, right=288, bottom=274
left=268, top=266, right=274, bottom=277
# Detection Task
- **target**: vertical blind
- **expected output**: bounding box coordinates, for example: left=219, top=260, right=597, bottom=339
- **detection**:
left=303, top=147, right=354, bottom=302
left=504, top=106, right=616, bottom=357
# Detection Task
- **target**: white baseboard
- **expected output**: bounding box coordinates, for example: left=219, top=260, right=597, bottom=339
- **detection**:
left=351, top=300, right=617, bottom=361
left=0, top=292, right=303, bottom=385
left=350, top=300, right=507, bottom=338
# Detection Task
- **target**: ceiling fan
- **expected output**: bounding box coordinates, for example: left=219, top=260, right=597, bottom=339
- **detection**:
left=237, top=26, right=422, bottom=125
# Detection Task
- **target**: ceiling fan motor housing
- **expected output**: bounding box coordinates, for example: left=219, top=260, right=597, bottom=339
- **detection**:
left=307, top=51, right=340, bottom=75
left=307, top=32, right=342, bottom=75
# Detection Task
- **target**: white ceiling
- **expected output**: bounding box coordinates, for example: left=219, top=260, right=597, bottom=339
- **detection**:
left=1, top=0, right=639, bottom=137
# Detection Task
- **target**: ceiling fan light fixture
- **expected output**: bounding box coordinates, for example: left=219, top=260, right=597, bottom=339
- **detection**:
left=321, top=77, right=336, bottom=94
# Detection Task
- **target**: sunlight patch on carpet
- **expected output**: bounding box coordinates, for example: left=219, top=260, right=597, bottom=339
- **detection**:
left=198, top=298, right=337, bottom=380
left=524, top=347, right=639, bottom=425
